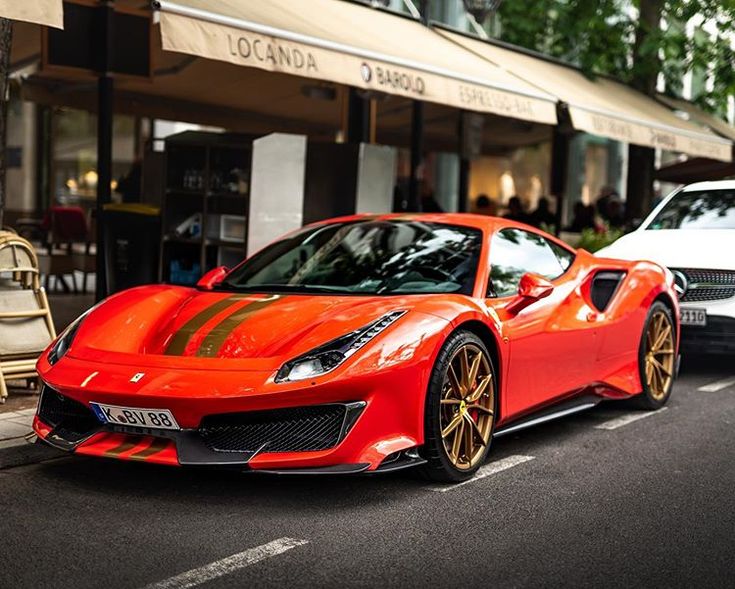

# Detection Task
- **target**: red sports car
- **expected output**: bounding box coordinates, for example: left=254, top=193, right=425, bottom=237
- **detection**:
left=34, top=214, right=679, bottom=482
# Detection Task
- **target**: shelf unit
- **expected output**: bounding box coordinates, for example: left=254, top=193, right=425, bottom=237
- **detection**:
left=160, top=131, right=254, bottom=285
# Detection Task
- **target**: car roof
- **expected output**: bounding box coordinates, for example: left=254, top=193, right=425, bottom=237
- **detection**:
left=312, top=212, right=521, bottom=232
left=681, top=180, right=735, bottom=192
left=310, top=213, right=575, bottom=252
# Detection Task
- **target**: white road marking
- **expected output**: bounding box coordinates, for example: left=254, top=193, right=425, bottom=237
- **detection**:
left=142, top=537, right=308, bottom=589
left=698, top=377, right=735, bottom=393
left=429, top=455, right=535, bottom=492
left=594, top=407, right=668, bottom=430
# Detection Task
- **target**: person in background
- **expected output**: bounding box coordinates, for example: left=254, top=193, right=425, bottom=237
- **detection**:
left=503, top=195, right=530, bottom=224
left=595, top=186, right=618, bottom=222
left=606, top=196, right=625, bottom=229
left=420, top=182, right=443, bottom=213
left=567, top=201, right=596, bottom=232
left=392, top=183, right=409, bottom=212
left=474, top=194, right=499, bottom=216
left=116, top=158, right=142, bottom=203
left=530, top=196, right=556, bottom=229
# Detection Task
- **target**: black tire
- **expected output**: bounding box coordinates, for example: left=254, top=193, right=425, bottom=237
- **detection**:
left=419, top=330, right=497, bottom=483
left=633, top=301, right=676, bottom=410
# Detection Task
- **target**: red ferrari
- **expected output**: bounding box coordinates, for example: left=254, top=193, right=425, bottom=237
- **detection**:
left=34, top=214, right=679, bottom=482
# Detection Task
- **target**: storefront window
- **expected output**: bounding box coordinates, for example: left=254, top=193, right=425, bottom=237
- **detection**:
left=582, top=142, right=609, bottom=206
left=469, top=143, right=551, bottom=212
left=52, top=108, right=135, bottom=208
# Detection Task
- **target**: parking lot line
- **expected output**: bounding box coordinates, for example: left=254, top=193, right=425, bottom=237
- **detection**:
left=429, top=455, right=535, bottom=492
left=697, top=377, right=735, bottom=392
left=594, top=407, right=668, bottom=431
left=142, top=537, right=309, bottom=589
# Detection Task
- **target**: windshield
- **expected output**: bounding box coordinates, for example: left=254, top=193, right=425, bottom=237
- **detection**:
left=222, top=220, right=483, bottom=295
left=646, top=189, right=735, bottom=230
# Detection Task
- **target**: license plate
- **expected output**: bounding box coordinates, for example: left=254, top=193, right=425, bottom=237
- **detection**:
left=90, top=402, right=180, bottom=430
left=680, top=308, right=707, bottom=327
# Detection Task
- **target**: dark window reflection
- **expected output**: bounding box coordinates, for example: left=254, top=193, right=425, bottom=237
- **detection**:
left=223, top=221, right=482, bottom=295
left=647, top=190, right=735, bottom=230
left=488, top=228, right=574, bottom=297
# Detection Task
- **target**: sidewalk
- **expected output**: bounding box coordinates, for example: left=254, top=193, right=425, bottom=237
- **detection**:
left=0, top=408, right=62, bottom=469
left=0, top=408, right=34, bottom=441
left=0, top=291, right=93, bottom=467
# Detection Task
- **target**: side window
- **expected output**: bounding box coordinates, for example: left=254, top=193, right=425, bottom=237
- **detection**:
left=488, top=229, right=574, bottom=297
left=548, top=241, right=575, bottom=272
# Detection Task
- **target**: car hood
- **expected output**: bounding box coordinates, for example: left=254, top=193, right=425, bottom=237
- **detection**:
left=67, top=285, right=450, bottom=370
left=596, top=229, right=735, bottom=270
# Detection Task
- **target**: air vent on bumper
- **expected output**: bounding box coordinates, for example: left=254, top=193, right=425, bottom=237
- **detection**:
left=198, top=402, right=365, bottom=454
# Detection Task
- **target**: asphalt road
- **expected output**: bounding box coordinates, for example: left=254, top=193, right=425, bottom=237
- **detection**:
left=1, top=355, right=733, bottom=589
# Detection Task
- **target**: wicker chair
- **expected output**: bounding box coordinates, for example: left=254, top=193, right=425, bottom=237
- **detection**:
left=0, top=231, right=56, bottom=402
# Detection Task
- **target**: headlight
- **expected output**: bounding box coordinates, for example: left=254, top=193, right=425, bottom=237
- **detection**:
left=47, top=309, right=92, bottom=365
left=275, top=310, right=406, bottom=383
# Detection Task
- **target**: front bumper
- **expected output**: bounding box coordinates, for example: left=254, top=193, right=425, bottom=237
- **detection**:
left=680, top=315, right=735, bottom=354
left=34, top=384, right=369, bottom=468
left=33, top=352, right=426, bottom=471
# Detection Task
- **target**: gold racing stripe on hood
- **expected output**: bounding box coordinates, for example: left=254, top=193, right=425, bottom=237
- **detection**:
left=195, top=295, right=283, bottom=358
left=164, top=296, right=245, bottom=356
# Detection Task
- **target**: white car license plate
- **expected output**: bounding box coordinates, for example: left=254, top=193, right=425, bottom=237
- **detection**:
left=90, top=402, right=180, bottom=430
left=680, top=308, right=707, bottom=327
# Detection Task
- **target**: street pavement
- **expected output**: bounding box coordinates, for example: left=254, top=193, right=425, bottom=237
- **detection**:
left=0, top=408, right=62, bottom=470
left=0, top=355, right=733, bottom=589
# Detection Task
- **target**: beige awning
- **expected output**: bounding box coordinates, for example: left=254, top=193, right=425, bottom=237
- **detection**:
left=657, top=95, right=735, bottom=145
left=0, top=0, right=63, bottom=28
left=154, top=0, right=558, bottom=126
left=439, top=28, right=733, bottom=162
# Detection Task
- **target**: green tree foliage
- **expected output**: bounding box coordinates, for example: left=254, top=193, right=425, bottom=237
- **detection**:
left=497, top=0, right=735, bottom=114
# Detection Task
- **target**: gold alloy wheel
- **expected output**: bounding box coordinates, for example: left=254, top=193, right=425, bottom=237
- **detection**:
left=440, top=343, right=495, bottom=470
left=644, top=310, right=675, bottom=401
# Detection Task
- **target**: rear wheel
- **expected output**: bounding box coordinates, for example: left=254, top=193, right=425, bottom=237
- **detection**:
left=634, top=301, right=676, bottom=410
left=420, top=331, right=497, bottom=483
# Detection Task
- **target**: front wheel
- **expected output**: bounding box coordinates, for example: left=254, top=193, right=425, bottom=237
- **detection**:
left=420, top=331, right=497, bottom=483
left=634, top=301, right=676, bottom=410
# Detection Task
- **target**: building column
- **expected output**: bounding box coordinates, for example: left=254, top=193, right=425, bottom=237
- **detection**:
left=550, top=126, right=572, bottom=234
left=35, top=105, right=52, bottom=213
left=96, top=0, right=115, bottom=301
left=345, top=88, right=370, bottom=144
left=435, top=153, right=459, bottom=213
left=606, top=139, right=624, bottom=197
left=408, top=100, right=424, bottom=212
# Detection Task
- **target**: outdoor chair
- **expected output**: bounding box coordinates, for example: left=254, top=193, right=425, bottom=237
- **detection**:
left=0, top=231, right=56, bottom=403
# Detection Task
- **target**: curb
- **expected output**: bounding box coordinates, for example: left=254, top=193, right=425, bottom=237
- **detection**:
left=0, top=436, right=65, bottom=470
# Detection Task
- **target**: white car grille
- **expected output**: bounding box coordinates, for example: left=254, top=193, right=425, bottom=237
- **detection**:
left=670, top=268, right=735, bottom=302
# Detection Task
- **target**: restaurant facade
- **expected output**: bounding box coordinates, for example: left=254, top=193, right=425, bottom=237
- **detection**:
left=2, top=0, right=733, bottom=297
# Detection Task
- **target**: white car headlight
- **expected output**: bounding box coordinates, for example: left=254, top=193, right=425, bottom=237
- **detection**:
left=275, top=310, right=406, bottom=383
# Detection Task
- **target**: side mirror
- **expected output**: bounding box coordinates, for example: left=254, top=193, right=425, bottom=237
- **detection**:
left=506, top=273, right=554, bottom=315
left=196, top=266, right=229, bottom=290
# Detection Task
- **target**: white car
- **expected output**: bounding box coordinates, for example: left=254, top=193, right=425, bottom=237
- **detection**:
left=598, top=180, right=735, bottom=354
